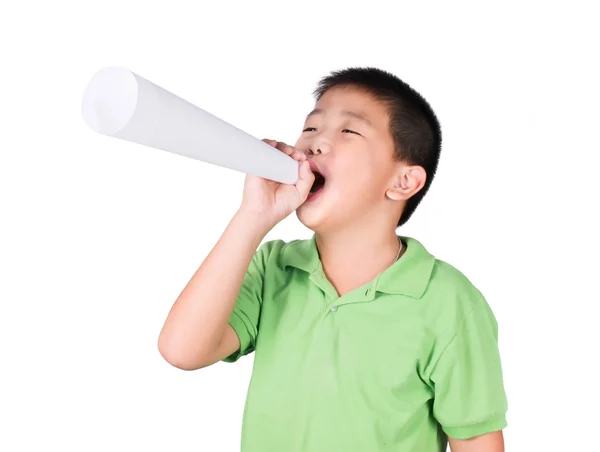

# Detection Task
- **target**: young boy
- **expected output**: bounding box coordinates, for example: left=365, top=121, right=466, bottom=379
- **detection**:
left=158, top=67, right=508, bottom=452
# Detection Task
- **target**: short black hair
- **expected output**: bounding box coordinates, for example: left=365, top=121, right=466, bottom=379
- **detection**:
left=312, top=67, right=442, bottom=227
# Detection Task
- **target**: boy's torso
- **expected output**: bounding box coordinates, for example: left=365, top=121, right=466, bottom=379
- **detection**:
left=228, top=235, right=499, bottom=452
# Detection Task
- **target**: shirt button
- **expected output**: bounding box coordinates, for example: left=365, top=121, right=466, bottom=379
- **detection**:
left=330, top=305, right=338, bottom=312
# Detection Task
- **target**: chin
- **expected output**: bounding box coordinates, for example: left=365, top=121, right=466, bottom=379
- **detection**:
left=295, top=203, right=328, bottom=232
left=296, top=185, right=357, bottom=233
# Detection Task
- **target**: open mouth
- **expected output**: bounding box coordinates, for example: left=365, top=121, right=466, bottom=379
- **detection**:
left=310, top=171, right=326, bottom=194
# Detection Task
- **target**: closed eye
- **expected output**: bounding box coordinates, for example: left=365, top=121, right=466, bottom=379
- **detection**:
left=302, top=127, right=361, bottom=136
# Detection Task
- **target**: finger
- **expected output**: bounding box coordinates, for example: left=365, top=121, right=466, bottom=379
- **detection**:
left=292, top=146, right=306, bottom=160
left=288, top=148, right=305, bottom=162
left=264, top=139, right=304, bottom=161
left=295, top=160, right=316, bottom=197
left=276, top=142, right=296, bottom=157
left=279, top=143, right=306, bottom=162
left=261, top=138, right=277, bottom=147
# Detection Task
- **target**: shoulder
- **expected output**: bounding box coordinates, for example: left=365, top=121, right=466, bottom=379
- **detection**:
left=429, top=258, right=484, bottom=304
left=256, top=238, right=290, bottom=255
left=251, top=238, right=288, bottom=266
left=421, top=256, right=489, bottom=337
left=398, top=236, right=483, bottom=309
left=256, top=238, right=303, bottom=258
left=254, top=235, right=319, bottom=275
left=253, top=237, right=311, bottom=270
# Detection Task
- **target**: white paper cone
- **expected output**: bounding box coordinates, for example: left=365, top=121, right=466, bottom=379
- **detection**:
left=81, top=67, right=299, bottom=184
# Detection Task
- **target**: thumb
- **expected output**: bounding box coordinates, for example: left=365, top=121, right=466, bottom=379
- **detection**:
left=295, top=161, right=315, bottom=198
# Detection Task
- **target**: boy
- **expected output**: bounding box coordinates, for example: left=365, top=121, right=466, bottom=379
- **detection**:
left=158, top=67, right=508, bottom=451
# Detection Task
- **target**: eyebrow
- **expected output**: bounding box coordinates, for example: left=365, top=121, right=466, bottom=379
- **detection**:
left=306, top=108, right=372, bottom=127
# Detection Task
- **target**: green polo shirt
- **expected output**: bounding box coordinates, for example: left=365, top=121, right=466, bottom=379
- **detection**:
left=223, top=234, right=507, bottom=451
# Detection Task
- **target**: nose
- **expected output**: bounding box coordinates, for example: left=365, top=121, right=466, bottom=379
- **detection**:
left=306, top=136, right=332, bottom=156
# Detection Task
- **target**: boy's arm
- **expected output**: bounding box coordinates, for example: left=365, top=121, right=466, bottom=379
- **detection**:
left=430, top=293, right=508, bottom=445
left=448, top=431, right=504, bottom=452
left=157, top=208, right=273, bottom=370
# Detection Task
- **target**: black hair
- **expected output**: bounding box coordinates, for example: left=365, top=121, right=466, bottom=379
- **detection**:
left=312, top=67, right=442, bottom=227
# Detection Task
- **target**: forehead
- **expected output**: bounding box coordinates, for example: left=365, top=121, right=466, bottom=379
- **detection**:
left=312, top=86, right=389, bottom=127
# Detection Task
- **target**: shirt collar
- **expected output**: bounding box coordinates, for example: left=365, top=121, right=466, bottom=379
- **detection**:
left=280, top=233, right=436, bottom=299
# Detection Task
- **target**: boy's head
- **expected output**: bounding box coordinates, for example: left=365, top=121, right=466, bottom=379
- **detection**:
left=294, top=67, right=441, bottom=234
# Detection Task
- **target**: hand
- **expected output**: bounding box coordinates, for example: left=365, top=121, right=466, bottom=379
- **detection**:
left=239, top=138, right=315, bottom=226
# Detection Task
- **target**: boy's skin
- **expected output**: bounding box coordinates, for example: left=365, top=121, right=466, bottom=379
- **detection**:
left=158, top=85, right=505, bottom=451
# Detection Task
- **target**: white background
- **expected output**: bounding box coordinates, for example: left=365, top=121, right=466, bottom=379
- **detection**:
left=1, top=1, right=599, bottom=451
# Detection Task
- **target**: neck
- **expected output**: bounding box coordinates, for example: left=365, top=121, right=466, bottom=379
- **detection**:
left=314, top=223, right=403, bottom=296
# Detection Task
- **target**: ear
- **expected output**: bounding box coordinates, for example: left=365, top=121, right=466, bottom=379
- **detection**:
left=385, top=165, right=427, bottom=201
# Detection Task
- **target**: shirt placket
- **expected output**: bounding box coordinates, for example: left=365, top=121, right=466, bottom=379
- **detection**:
left=309, top=268, right=378, bottom=313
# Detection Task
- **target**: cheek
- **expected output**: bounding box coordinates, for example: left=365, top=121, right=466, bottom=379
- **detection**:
left=337, top=159, right=383, bottom=190
left=328, top=165, right=383, bottom=207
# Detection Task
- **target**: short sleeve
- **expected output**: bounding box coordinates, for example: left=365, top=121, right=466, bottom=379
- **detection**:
left=431, top=294, right=508, bottom=439
left=221, top=241, right=271, bottom=363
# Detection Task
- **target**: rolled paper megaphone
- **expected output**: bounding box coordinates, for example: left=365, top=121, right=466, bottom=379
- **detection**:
left=81, top=66, right=300, bottom=184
